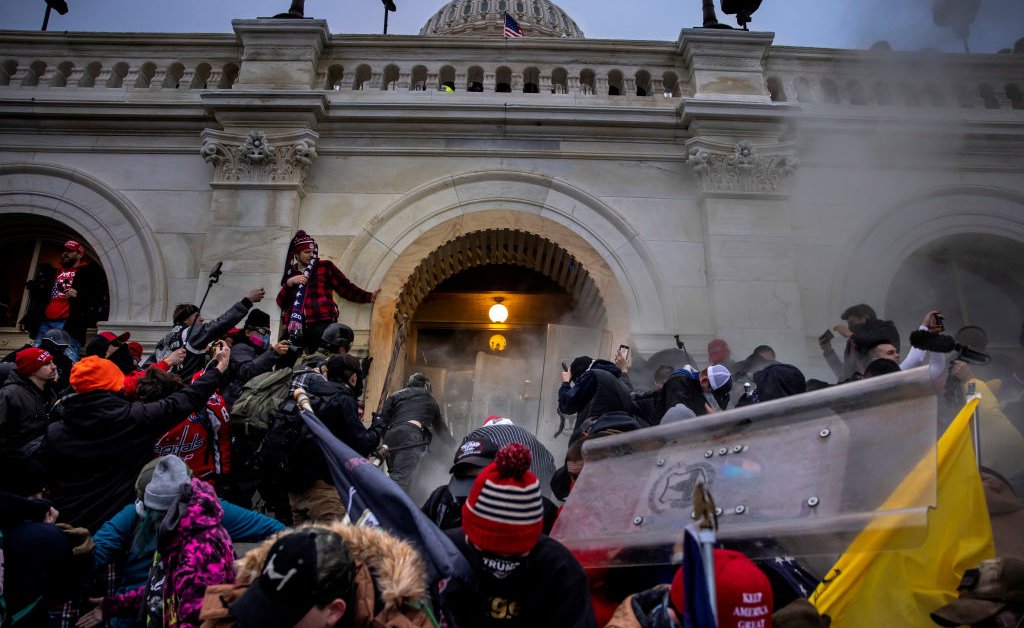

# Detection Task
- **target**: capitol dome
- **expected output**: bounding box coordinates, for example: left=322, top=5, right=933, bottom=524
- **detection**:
left=420, top=0, right=584, bottom=39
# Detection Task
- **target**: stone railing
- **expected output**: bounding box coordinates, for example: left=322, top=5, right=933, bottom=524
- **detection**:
left=0, top=31, right=240, bottom=90
left=316, top=35, right=689, bottom=98
left=765, top=47, right=1024, bottom=111
left=2, top=28, right=1023, bottom=111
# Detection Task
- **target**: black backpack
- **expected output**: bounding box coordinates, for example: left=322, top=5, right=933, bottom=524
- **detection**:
left=259, top=399, right=317, bottom=494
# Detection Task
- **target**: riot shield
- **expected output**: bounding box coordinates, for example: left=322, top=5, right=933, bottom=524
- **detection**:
left=551, top=367, right=939, bottom=566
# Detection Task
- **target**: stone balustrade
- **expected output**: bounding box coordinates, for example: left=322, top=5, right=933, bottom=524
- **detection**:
left=1, top=29, right=1022, bottom=111
left=766, top=47, right=1024, bottom=111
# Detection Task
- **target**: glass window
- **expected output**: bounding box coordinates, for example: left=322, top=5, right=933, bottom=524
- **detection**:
left=481, top=0, right=489, bottom=11
left=532, top=2, right=541, bottom=16
left=498, top=0, right=507, bottom=12
left=548, top=7, right=557, bottom=23
left=516, top=1, right=524, bottom=13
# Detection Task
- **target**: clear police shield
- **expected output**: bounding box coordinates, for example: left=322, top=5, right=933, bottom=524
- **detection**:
left=551, top=367, right=940, bottom=566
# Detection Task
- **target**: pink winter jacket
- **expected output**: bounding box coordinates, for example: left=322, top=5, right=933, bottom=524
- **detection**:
left=105, top=479, right=235, bottom=627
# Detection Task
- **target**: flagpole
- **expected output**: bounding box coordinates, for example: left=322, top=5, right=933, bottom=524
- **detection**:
left=966, top=382, right=981, bottom=469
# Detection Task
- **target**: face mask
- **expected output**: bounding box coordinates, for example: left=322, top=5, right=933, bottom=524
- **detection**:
left=248, top=333, right=269, bottom=350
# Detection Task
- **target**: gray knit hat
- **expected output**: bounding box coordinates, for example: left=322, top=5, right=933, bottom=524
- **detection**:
left=143, top=455, right=190, bottom=511
left=661, top=403, right=697, bottom=425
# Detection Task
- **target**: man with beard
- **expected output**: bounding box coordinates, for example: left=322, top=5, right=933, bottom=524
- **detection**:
left=19, top=240, right=105, bottom=361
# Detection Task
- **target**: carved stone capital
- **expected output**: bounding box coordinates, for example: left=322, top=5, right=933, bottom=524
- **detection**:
left=200, top=128, right=319, bottom=188
left=684, top=139, right=798, bottom=194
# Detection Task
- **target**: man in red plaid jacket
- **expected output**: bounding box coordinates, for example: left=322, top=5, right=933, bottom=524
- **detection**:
left=276, top=230, right=376, bottom=354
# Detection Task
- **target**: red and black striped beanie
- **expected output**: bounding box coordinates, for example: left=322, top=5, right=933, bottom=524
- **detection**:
left=461, top=443, right=544, bottom=555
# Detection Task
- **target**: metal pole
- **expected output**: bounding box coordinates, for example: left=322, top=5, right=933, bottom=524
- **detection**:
left=383, top=5, right=389, bottom=34
left=967, top=382, right=981, bottom=469
left=42, top=5, right=52, bottom=31
left=700, top=529, right=719, bottom=626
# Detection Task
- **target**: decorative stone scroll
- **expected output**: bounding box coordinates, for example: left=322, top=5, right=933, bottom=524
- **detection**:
left=684, top=140, right=797, bottom=194
left=200, top=129, right=319, bottom=186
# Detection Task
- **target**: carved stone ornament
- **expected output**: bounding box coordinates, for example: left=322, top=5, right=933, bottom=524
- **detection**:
left=200, top=129, right=319, bottom=186
left=684, top=140, right=797, bottom=193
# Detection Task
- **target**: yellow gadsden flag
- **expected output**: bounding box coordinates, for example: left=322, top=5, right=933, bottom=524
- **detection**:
left=811, top=398, right=994, bottom=626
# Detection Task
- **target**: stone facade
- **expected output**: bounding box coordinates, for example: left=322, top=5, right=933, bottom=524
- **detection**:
left=1, top=15, right=1022, bottom=397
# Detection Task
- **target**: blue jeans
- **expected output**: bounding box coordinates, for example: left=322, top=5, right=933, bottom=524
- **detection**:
left=35, top=319, right=80, bottom=362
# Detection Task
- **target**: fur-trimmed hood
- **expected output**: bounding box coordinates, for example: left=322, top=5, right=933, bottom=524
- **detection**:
left=236, top=521, right=429, bottom=614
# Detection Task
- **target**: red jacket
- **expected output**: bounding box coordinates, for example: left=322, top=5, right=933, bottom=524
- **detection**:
left=154, top=391, right=232, bottom=484
left=276, top=259, right=372, bottom=326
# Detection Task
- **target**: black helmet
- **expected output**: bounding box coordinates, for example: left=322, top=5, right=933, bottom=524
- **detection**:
left=321, top=323, right=354, bottom=352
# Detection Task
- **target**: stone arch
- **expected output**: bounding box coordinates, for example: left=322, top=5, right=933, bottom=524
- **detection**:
left=337, top=169, right=671, bottom=405
left=831, top=185, right=1024, bottom=319
left=0, top=162, right=167, bottom=324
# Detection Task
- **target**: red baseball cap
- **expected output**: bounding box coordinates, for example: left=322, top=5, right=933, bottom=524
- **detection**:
left=708, top=338, right=731, bottom=363
left=98, top=331, right=131, bottom=345
left=670, top=548, right=773, bottom=628
left=15, top=348, right=54, bottom=376
left=64, top=240, right=87, bottom=255
left=126, top=341, right=144, bottom=361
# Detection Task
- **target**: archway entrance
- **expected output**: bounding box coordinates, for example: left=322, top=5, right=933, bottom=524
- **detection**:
left=886, top=233, right=1024, bottom=356
left=0, top=213, right=111, bottom=353
left=394, top=228, right=613, bottom=455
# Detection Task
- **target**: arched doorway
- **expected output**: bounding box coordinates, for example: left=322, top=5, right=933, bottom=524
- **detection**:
left=393, top=229, right=613, bottom=456
left=886, top=233, right=1024, bottom=360
left=0, top=213, right=111, bottom=352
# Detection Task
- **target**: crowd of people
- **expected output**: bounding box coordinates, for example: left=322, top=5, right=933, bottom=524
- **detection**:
left=1, top=234, right=1023, bottom=627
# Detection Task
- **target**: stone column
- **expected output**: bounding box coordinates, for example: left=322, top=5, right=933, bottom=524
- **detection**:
left=194, top=19, right=330, bottom=335
left=678, top=29, right=808, bottom=364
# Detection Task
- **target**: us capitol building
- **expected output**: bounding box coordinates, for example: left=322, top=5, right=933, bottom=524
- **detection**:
left=1, top=0, right=1022, bottom=445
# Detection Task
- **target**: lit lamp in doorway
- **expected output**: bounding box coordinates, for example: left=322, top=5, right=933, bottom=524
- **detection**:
left=488, top=297, right=509, bottom=324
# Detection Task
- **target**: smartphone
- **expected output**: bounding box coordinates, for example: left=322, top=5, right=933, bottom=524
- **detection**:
left=820, top=329, right=834, bottom=343
left=618, top=344, right=630, bottom=362
left=933, top=313, right=945, bottom=327
left=561, top=361, right=569, bottom=372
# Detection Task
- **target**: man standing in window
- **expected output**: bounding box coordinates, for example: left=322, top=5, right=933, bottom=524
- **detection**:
left=19, top=240, right=105, bottom=361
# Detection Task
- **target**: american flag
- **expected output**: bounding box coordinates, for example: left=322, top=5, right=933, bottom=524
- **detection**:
left=503, top=12, right=524, bottom=38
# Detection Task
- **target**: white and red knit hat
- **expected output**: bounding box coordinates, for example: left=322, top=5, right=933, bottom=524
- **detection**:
left=461, top=443, right=544, bottom=555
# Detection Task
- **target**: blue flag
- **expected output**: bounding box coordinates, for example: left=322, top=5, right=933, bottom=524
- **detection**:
left=298, top=406, right=474, bottom=587
left=682, top=526, right=717, bottom=628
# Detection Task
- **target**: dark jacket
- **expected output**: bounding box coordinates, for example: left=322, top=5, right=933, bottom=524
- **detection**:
left=443, top=531, right=597, bottom=628
left=658, top=370, right=707, bottom=419
left=380, top=385, right=446, bottom=437
left=151, top=298, right=254, bottom=380
left=558, top=360, right=637, bottom=429
left=826, top=318, right=901, bottom=381
left=0, top=370, right=50, bottom=450
left=0, top=491, right=80, bottom=627
left=39, top=368, right=225, bottom=532
left=19, top=261, right=106, bottom=342
left=296, top=377, right=382, bottom=486
left=224, top=341, right=279, bottom=405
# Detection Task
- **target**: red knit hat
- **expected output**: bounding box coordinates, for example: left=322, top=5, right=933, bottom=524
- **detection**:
left=670, top=549, right=773, bottom=627
left=461, top=443, right=544, bottom=556
left=290, top=230, right=316, bottom=256
left=15, top=348, right=53, bottom=376
left=70, top=355, right=126, bottom=393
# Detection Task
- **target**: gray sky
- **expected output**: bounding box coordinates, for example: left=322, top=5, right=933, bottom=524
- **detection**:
left=2, top=0, right=1022, bottom=53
